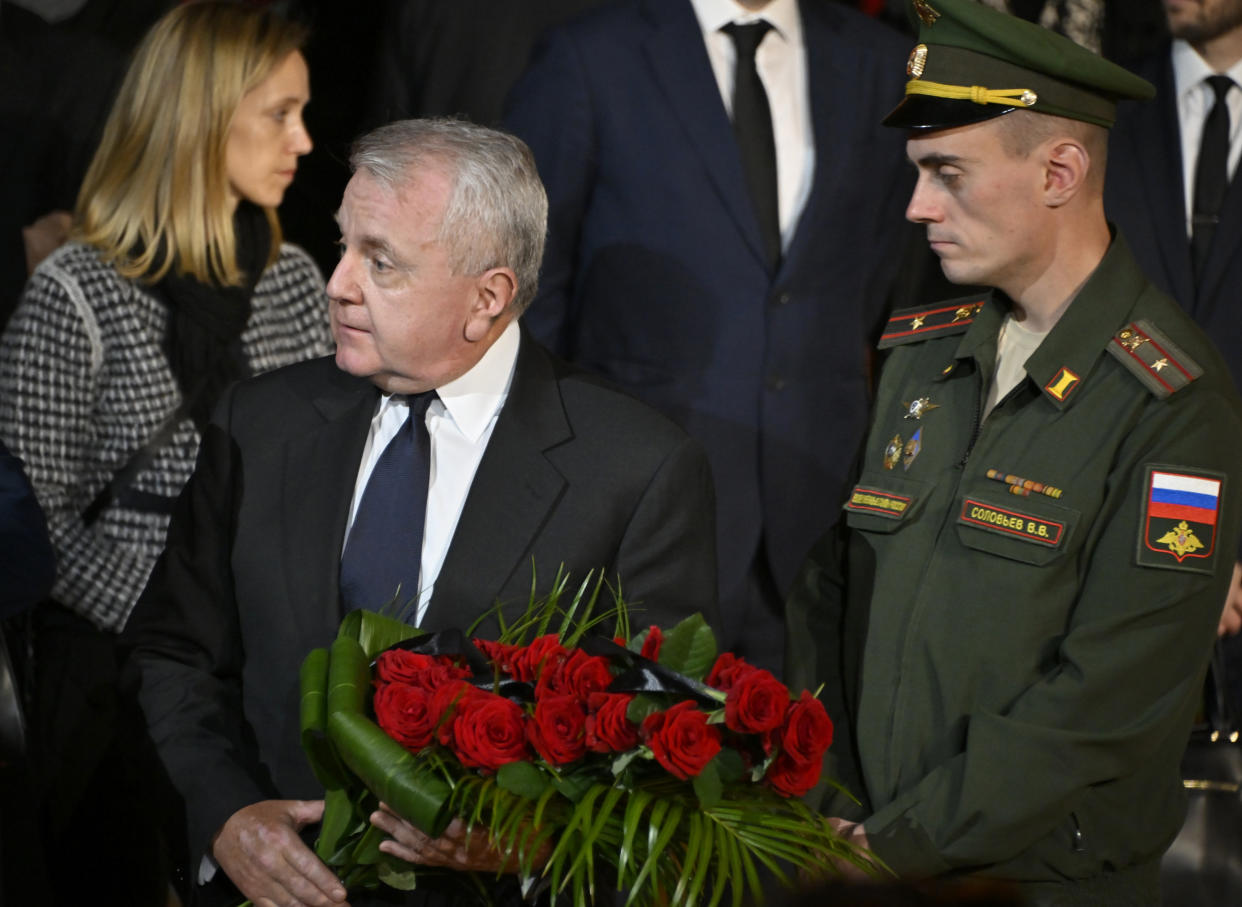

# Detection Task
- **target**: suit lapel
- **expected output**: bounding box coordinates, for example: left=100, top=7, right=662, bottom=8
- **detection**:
left=780, top=0, right=848, bottom=279
left=423, top=333, right=570, bottom=628
left=280, top=369, right=377, bottom=634
left=1140, top=54, right=1196, bottom=309
left=640, top=0, right=769, bottom=270
left=1198, top=146, right=1242, bottom=314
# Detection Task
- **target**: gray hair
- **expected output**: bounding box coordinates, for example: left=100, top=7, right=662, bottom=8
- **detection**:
left=349, top=118, right=548, bottom=314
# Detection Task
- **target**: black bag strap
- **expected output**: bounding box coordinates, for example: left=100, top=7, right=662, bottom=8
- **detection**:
left=80, top=399, right=192, bottom=528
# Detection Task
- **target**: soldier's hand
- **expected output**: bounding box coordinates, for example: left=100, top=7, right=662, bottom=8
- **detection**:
left=1220, top=561, right=1242, bottom=636
left=213, top=799, right=348, bottom=907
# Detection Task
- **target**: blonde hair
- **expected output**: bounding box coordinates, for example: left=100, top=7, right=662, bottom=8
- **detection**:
left=75, top=2, right=307, bottom=285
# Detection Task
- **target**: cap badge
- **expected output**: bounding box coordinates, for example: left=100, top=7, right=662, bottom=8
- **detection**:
left=908, top=44, right=929, bottom=79
left=913, top=0, right=940, bottom=26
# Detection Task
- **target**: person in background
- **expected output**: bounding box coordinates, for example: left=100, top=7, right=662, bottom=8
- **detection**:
left=504, top=0, right=912, bottom=675
left=1106, top=0, right=1242, bottom=716
left=0, top=3, right=332, bottom=902
left=787, top=0, right=1242, bottom=902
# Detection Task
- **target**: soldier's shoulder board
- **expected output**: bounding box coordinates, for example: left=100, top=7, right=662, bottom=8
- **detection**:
left=878, top=296, right=988, bottom=349
left=1106, top=319, right=1202, bottom=399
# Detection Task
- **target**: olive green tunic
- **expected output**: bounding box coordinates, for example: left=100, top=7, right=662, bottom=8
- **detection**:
left=787, top=235, right=1242, bottom=903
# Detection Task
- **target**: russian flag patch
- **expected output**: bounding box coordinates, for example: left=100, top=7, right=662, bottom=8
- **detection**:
left=1139, top=466, right=1224, bottom=573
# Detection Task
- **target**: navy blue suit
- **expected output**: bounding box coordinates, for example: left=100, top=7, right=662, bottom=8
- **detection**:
left=0, top=436, right=54, bottom=617
left=504, top=0, right=910, bottom=669
left=1105, top=46, right=1242, bottom=722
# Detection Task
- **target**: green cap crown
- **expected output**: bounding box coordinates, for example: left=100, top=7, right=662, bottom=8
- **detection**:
left=884, top=0, right=1154, bottom=130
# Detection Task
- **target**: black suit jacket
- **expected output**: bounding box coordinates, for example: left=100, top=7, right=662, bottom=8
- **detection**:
left=503, top=0, right=911, bottom=618
left=124, top=332, right=718, bottom=866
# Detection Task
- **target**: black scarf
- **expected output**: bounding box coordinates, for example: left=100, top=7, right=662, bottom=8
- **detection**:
left=153, top=201, right=269, bottom=431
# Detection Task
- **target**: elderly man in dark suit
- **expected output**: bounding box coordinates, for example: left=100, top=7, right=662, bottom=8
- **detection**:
left=124, top=119, right=718, bottom=907
left=503, top=0, right=911, bottom=674
left=1105, top=0, right=1242, bottom=713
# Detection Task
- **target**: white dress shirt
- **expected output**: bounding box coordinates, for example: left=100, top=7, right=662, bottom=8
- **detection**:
left=344, top=319, right=520, bottom=627
left=1171, top=40, right=1242, bottom=238
left=689, top=0, right=815, bottom=249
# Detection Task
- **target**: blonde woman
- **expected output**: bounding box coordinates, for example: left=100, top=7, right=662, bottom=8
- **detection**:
left=0, top=3, right=332, bottom=902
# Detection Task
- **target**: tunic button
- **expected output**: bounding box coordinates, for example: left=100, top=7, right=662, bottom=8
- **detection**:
left=774, top=291, right=792, bottom=306
left=766, top=376, right=787, bottom=391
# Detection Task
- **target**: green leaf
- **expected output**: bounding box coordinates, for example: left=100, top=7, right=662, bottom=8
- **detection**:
left=316, top=786, right=360, bottom=864
left=617, top=787, right=652, bottom=878
left=610, top=748, right=644, bottom=776
left=657, top=613, right=717, bottom=678
left=496, top=761, right=552, bottom=800
left=691, top=759, right=723, bottom=808
left=350, top=822, right=387, bottom=865
left=625, top=694, right=663, bottom=725
left=714, top=748, right=746, bottom=784
left=553, top=770, right=595, bottom=803
left=327, top=711, right=453, bottom=836
left=354, top=609, right=425, bottom=658
left=376, top=856, right=420, bottom=891
left=299, top=648, right=349, bottom=791
left=326, top=637, right=370, bottom=718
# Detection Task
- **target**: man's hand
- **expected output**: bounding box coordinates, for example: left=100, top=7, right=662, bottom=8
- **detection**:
left=828, top=818, right=875, bottom=881
left=370, top=805, right=551, bottom=873
left=1220, top=562, right=1242, bottom=637
left=213, top=799, right=348, bottom=907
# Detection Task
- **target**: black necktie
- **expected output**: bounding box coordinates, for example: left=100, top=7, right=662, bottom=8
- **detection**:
left=722, top=20, right=781, bottom=272
left=1192, top=75, right=1235, bottom=281
left=340, top=392, right=436, bottom=616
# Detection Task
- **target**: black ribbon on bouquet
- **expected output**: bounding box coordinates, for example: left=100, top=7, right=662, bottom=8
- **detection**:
left=381, top=630, right=722, bottom=708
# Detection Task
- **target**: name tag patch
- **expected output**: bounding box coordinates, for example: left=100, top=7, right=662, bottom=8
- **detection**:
left=846, top=487, right=912, bottom=520
left=1139, top=467, right=1222, bottom=573
left=959, top=498, right=1064, bottom=546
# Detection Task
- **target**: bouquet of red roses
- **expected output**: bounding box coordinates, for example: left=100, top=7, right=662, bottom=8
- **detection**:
left=297, top=574, right=870, bottom=906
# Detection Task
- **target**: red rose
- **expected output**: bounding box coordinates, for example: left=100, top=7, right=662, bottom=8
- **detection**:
left=764, top=751, right=822, bottom=797
left=706, top=652, right=759, bottom=692
left=641, top=700, right=721, bottom=780
left=527, top=694, right=588, bottom=765
left=585, top=693, right=639, bottom=753
left=724, top=668, right=789, bottom=734
left=373, top=682, right=438, bottom=752
left=432, top=680, right=481, bottom=747
left=773, top=691, right=834, bottom=764
left=450, top=691, right=530, bottom=773
left=375, top=650, right=439, bottom=685
left=541, top=648, right=614, bottom=699
left=472, top=638, right=519, bottom=672
left=639, top=626, right=663, bottom=662
left=509, top=634, right=568, bottom=684
left=375, top=650, right=469, bottom=690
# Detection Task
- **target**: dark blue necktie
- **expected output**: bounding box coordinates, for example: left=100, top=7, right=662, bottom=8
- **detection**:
left=340, top=392, right=435, bottom=615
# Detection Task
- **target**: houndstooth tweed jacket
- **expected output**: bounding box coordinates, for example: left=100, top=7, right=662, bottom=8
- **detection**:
left=0, top=241, right=334, bottom=632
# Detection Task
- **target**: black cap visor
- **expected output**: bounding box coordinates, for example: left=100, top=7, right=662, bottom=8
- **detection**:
left=882, top=93, right=1018, bottom=129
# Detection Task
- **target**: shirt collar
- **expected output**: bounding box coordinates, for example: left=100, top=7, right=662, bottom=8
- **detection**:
left=1171, top=39, right=1242, bottom=99
left=949, top=231, right=1147, bottom=410
left=435, top=318, right=520, bottom=442
left=375, top=319, right=519, bottom=442
left=689, top=0, right=802, bottom=44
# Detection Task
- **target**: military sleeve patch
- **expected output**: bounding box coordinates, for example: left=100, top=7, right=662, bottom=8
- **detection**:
left=1137, top=466, right=1224, bottom=574
left=878, top=296, right=987, bottom=349
left=1107, top=320, right=1202, bottom=399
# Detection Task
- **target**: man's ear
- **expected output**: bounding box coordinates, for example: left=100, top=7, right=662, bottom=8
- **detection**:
left=464, top=267, right=518, bottom=342
left=1043, top=139, right=1090, bottom=207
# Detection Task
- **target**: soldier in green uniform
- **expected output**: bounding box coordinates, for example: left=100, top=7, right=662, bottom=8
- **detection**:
left=785, top=1, right=1242, bottom=903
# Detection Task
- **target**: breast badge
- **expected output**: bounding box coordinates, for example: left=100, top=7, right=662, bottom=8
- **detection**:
left=883, top=435, right=903, bottom=470
left=903, top=397, right=940, bottom=420
left=1138, top=467, right=1223, bottom=574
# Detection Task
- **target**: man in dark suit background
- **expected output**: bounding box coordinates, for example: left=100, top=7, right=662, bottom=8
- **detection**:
left=124, top=119, right=718, bottom=907
left=1105, top=0, right=1242, bottom=713
left=503, top=0, right=911, bottom=674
